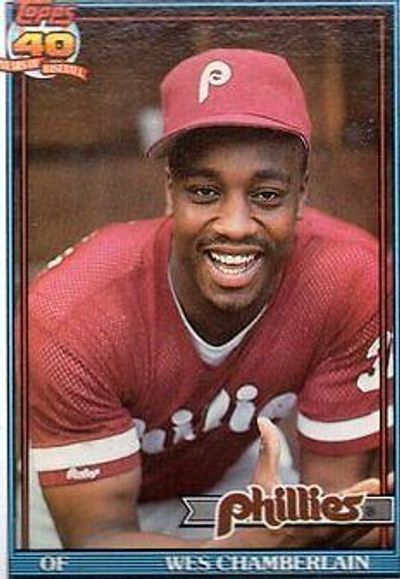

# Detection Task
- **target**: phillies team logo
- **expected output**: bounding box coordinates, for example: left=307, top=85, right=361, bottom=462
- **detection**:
left=0, top=0, right=89, bottom=80
left=199, top=60, right=232, bottom=103
left=215, top=484, right=366, bottom=539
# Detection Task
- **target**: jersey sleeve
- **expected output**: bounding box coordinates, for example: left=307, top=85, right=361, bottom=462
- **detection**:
left=297, top=246, right=392, bottom=456
left=29, top=315, right=141, bottom=487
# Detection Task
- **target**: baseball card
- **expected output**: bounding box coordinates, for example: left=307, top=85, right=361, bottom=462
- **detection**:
left=0, top=0, right=398, bottom=577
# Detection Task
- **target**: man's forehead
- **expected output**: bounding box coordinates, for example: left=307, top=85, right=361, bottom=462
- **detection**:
left=175, top=165, right=292, bottom=185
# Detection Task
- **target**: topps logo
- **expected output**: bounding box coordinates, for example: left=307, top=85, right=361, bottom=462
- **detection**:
left=16, top=0, right=75, bottom=27
left=215, top=484, right=365, bottom=539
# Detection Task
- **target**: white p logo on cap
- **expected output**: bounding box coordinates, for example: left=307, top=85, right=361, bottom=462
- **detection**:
left=198, top=60, right=232, bottom=103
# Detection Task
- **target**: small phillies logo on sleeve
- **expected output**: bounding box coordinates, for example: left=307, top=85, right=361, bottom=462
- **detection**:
left=215, top=484, right=366, bottom=539
left=0, top=0, right=89, bottom=81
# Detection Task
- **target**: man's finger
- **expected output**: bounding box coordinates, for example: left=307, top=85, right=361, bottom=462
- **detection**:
left=251, top=417, right=281, bottom=492
left=341, top=477, right=380, bottom=496
left=386, top=471, right=394, bottom=493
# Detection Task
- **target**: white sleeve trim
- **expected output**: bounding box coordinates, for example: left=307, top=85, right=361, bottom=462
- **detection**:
left=32, top=426, right=140, bottom=472
left=297, top=405, right=393, bottom=442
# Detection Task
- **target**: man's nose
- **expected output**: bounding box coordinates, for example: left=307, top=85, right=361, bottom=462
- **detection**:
left=213, top=193, right=258, bottom=241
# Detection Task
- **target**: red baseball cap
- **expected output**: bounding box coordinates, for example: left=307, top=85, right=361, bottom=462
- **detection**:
left=147, top=48, right=311, bottom=157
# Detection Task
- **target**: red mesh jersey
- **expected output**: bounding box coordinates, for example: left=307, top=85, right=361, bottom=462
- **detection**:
left=28, top=208, right=389, bottom=500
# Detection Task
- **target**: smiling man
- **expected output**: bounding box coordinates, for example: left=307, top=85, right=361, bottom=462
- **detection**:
left=28, top=49, right=388, bottom=548
left=167, top=127, right=306, bottom=341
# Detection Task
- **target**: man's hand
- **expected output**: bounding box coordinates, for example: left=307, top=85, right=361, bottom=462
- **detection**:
left=250, top=417, right=281, bottom=491
left=220, top=417, right=381, bottom=549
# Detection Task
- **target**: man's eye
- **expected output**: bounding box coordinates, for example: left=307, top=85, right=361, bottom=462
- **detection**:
left=187, top=187, right=219, bottom=202
left=251, top=190, right=282, bottom=206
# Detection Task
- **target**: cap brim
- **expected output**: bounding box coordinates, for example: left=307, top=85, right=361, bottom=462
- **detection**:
left=146, top=113, right=309, bottom=158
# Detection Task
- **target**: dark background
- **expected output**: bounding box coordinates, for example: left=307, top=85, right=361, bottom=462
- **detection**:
left=22, top=7, right=392, bottom=272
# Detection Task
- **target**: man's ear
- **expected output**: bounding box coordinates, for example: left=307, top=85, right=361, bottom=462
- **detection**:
left=297, top=172, right=309, bottom=219
left=165, top=167, right=174, bottom=216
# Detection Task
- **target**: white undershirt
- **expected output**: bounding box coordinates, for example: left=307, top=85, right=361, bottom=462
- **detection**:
left=168, top=270, right=267, bottom=366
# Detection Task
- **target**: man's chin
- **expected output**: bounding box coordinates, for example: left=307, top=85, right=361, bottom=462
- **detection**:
left=203, top=287, right=263, bottom=313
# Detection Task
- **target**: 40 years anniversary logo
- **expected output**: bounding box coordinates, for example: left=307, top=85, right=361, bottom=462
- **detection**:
left=0, top=0, right=89, bottom=80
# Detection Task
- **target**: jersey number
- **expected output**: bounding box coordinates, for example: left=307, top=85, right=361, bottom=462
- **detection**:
left=356, top=332, right=393, bottom=393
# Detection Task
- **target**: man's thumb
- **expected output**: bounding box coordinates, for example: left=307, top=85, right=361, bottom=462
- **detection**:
left=251, top=417, right=281, bottom=492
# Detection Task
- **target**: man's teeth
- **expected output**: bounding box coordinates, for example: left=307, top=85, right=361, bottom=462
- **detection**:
left=209, top=251, right=257, bottom=266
